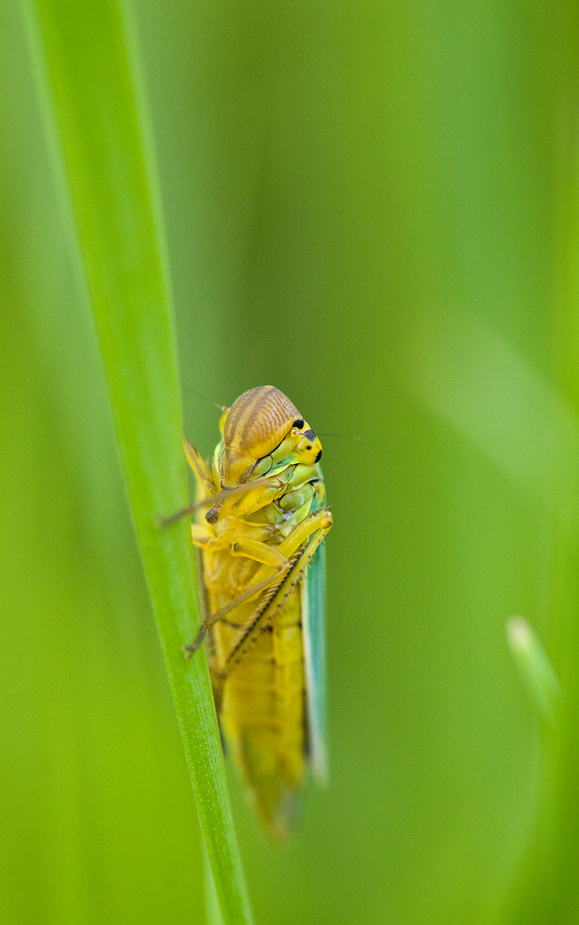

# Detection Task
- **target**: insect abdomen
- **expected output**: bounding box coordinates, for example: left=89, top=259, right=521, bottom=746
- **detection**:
left=212, top=582, right=307, bottom=841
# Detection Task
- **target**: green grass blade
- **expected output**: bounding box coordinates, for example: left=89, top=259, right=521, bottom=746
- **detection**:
left=22, top=1, right=254, bottom=922
left=204, top=842, right=226, bottom=925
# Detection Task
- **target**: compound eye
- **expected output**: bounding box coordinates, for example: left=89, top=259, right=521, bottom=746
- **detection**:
left=292, top=418, right=304, bottom=429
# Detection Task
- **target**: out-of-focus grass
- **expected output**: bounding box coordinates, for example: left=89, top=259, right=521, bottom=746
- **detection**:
left=3, top=0, right=579, bottom=922
left=502, top=104, right=579, bottom=925
left=506, top=617, right=561, bottom=726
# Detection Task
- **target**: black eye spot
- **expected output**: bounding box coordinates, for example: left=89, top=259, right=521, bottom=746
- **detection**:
left=293, top=419, right=304, bottom=429
left=306, top=445, right=312, bottom=451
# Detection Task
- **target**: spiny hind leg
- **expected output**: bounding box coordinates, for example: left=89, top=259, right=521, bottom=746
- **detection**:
left=247, top=508, right=332, bottom=592
left=222, top=510, right=332, bottom=677
left=184, top=533, right=291, bottom=657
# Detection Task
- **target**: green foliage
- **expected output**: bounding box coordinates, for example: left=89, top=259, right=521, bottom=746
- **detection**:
left=20, top=0, right=252, bottom=922
left=3, top=0, right=579, bottom=922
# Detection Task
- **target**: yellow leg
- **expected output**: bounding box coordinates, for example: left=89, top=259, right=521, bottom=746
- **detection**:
left=248, top=508, right=332, bottom=589
left=223, top=510, right=332, bottom=676
left=184, top=507, right=332, bottom=662
left=183, top=434, right=216, bottom=492
left=228, top=538, right=287, bottom=568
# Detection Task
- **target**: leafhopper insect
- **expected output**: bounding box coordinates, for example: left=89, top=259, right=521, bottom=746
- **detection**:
left=183, top=386, right=332, bottom=841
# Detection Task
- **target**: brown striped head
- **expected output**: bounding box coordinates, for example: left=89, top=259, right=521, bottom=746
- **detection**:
left=219, top=385, right=322, bottom=487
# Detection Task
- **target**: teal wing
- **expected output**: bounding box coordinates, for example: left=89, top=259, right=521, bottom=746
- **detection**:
left=302, top=481, right=328, bottom=783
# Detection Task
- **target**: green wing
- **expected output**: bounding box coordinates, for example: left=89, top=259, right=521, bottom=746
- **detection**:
left=302, top=485, right=328, bottom=783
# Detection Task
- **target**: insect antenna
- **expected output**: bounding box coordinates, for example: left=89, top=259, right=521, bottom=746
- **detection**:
left=316, top=432, right=362, bottom=442
left=181, top=384, right=227, bottom=412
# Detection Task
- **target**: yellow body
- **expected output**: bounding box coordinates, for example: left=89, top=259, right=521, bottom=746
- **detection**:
left=202, top=519, right=307, bottom=838
left=184, top=386, right=331, bottom=840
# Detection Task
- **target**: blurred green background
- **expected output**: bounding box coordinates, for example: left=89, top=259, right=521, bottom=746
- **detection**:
left=2, top=0, right=579, bottom=922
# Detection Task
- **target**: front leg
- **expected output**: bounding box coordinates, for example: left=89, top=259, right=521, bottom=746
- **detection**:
left=184, top=507, right=332, bottom=658
left=223, top=508, right=333, bottom=676
left=190, top=516, right=277, bottom=551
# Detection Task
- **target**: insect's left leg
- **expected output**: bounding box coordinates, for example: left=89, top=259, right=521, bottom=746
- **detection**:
left=184, top=508, right=332, bottom=658
left=183, top=534, right=292, bottom=657
left=222, top=508, right=333, bottom=676
left=246, top=507, right=332, bottom=590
